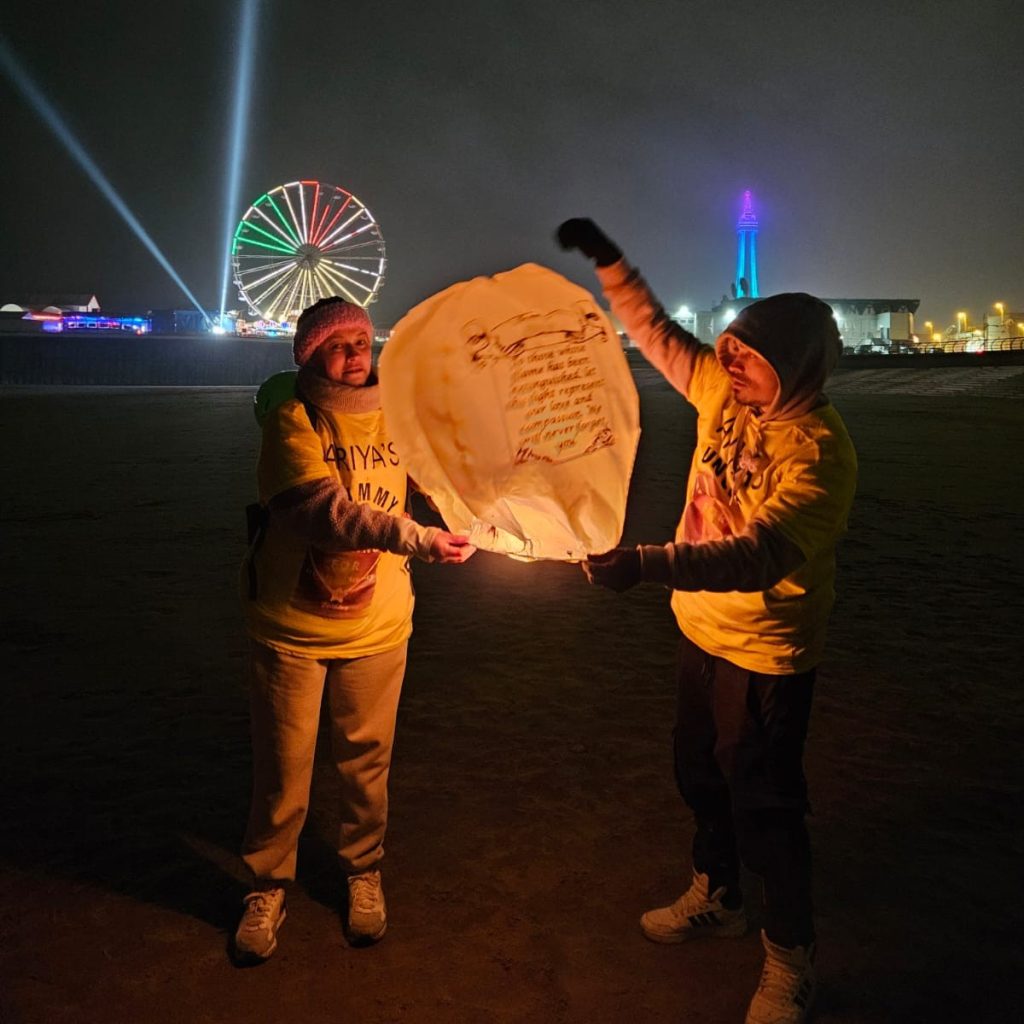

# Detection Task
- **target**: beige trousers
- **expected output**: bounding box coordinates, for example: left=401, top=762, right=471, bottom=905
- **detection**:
left=241, top=640, right=407, bottom=881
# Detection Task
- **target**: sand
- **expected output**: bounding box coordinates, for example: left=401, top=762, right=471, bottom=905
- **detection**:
left=1, top=367, right=1022, bottom=1024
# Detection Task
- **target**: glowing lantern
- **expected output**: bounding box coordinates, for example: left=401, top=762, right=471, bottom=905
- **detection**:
left=380, top=263, right=640, bottom=561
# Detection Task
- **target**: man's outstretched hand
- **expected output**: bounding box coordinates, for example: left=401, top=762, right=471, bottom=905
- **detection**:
left=556, top=218, right=623, bottom=267
left=582, top=547, right=642, bottom=592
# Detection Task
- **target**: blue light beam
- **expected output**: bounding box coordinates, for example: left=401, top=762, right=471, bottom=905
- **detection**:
left=0, top=36, right=211, bottom=323
left=218, top=0, right=260, bottom=321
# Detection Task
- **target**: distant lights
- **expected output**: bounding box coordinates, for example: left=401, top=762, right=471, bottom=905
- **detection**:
left=237, top=317, right=294, bottom=338
left=41, top=314, right=152, bottom=334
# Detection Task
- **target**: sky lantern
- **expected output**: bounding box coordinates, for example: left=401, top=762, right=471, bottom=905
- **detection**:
left=380, top=264, right=640, bottom=561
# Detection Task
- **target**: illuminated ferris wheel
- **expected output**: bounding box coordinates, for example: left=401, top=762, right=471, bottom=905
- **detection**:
left=231, top=180, right=386, bottom=324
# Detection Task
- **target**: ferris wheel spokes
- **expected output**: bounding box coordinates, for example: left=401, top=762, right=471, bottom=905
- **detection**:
left=242, top=260, right=298, bottom=294
left=311, top=194, right=351, bottom=247
left=265, top=194, right=303, bottom=248
left=252, top=204, right=300, bottom=250
left=322, top=257, right=383, bottom=287
left=298, top=186, right=310, bottom=246
left=242, top=219, right=298, bottom=255
left=280, top=188, right=305, bottom=246
left=319, top=210, right=371, bottom=251
left=279, top=268, right=304, bottom=322
left=316, top=262, right=370, bottom=306
left=250, top=267, right=298, bottom=320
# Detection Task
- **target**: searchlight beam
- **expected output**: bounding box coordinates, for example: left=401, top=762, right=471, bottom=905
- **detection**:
left=0, top=36, right=210, bottom=324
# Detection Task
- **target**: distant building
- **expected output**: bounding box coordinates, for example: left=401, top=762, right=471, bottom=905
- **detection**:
left=149, top=309, right=216, bottom=334
left=21, top=293, right=101, bottom=313
left=734, top=190, right=760, bottom=299
left=657, top=192, right=922, bottom=354
left=825, top=299, right=919, bottom=353
left=690, top=295, right=919, bottom=353
left=0, top=308, right=151, bottom=335
left=43, top=314, right=151, bottom=335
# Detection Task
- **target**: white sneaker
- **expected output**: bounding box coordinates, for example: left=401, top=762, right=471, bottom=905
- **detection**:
left=346, top=869, right=387, bottom=945
left=234, top=887, right=286, bottom=961
left=640, top=871, right=747, bottom=943
left=745, top=930, right=816, bottom=1024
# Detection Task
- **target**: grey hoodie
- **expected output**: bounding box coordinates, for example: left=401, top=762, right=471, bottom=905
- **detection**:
left=723, top=292, right=843, bottom=421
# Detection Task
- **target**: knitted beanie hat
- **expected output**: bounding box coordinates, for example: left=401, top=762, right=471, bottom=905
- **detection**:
left=292, top=297, right=374, bottom=367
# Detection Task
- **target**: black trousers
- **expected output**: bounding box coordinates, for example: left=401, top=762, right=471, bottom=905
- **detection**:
left=673, top=632, right=815, bottom=948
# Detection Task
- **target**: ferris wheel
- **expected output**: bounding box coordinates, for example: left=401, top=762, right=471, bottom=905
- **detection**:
left=231, top=180, right=386, bottom=324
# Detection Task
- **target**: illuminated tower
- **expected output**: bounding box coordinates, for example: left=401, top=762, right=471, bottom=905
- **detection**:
left=734, top=189, right=759, bottom=298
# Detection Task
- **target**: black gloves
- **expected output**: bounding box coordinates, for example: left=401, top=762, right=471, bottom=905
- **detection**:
left=582, top=547, right=643, bottom=592
left=556, top=218, right=623, bottom=267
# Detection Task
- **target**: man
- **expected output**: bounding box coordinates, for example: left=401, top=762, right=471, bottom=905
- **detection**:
left=558, top=218, right=857, bottom=1024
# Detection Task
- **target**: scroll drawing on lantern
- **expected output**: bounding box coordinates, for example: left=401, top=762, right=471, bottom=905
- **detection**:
left=379, top=263, right=640, bottom=561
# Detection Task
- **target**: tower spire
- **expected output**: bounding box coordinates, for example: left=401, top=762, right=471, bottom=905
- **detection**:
left=734, top=189, right=760, bottom=298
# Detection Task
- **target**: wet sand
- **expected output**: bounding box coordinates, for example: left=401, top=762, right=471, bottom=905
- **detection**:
left=1, top=368, right=1022, bottom=1023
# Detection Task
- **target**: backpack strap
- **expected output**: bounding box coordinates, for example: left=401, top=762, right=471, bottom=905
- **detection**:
left=246, top=391, right=319, bottom=600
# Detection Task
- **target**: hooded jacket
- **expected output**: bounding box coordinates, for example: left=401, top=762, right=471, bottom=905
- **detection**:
left=597, top=261, right=857, bottom=674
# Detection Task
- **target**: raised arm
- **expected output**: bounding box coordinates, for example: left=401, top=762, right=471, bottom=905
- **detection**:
left=557, top=218, right=712, bottom=401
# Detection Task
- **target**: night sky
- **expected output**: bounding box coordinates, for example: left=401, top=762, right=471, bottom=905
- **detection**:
left=1, top=0, right=1020, bottom=328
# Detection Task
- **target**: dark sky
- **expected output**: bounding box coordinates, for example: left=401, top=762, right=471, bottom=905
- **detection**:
left=2, top=0, right=1020, bottom=329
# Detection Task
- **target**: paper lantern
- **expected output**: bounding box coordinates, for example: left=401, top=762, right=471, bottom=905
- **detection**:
left=380, top=263, right=640, bottom=561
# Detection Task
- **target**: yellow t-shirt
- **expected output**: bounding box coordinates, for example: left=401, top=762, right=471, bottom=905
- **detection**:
left=671, top=349, right=858, bottom=674
left=243, top=397, right=414, bottom=659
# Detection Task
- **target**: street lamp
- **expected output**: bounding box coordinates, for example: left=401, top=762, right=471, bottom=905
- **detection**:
left=990, top=303, right=1006, bottom=347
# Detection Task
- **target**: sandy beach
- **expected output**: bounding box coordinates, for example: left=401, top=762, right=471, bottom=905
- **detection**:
left=1, top=365, right=1022, bottom=1024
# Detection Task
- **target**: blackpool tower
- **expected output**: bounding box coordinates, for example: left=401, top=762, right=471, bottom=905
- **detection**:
left=734, top=189, right=759, bottom=298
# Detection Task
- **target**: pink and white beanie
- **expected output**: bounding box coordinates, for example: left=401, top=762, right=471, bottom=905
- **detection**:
left=292, top=297, right=374, bottom=367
